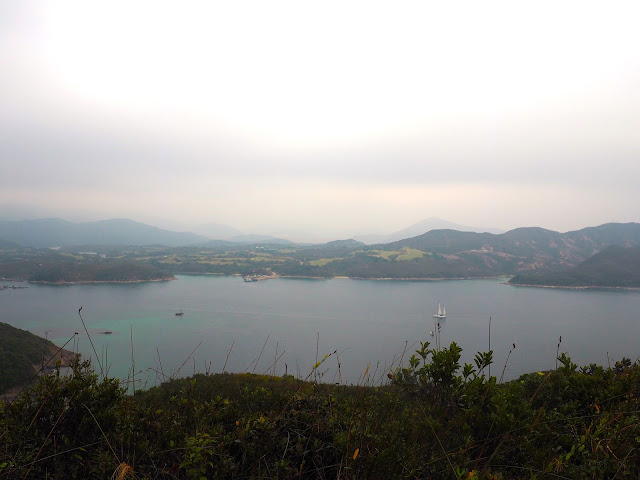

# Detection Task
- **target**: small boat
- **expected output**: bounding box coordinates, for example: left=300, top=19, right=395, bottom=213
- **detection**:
left=175, top=310, right=184, bottom=316
left=100, top=330, right=113, bottom=335
left=433, top=303, right=446, bottom=319
left=243, top=276, right=258, bottom=282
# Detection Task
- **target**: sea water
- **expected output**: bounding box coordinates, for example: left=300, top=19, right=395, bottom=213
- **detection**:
left=2, top=275, right=639, bottom=388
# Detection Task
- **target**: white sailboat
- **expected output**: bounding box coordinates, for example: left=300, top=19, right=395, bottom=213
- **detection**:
left=433, top=302, right=446, bottom=319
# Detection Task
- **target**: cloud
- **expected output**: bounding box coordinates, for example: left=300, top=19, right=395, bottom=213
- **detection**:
left=1, top=1, right=640, bottom=234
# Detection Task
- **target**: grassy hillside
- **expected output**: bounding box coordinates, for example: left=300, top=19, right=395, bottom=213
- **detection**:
left=2, top=340, right=640, bottom=478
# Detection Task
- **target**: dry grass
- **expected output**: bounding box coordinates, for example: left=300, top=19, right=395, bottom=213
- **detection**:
left=396, top=248, right=427, bottom=261
left=309, top=257, right=342, bottom=266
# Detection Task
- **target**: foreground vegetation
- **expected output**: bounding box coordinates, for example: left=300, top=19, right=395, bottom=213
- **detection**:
left=2, top=341, right=640, bottom=479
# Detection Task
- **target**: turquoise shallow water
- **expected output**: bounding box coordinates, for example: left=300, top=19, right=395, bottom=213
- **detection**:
left=2, top=275, right=640, bottom=388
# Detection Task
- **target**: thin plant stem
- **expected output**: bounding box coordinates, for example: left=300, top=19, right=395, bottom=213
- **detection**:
left=223, top=340, right=235, bottom=373
left=130, top=326, right=135, bottom=396
left=261, top=352, right=286, bottom=376
left=156, top=346, right=164, bottom=378
left=499, top=343, right=516, bottom=383
left=248, top=334, right=270, bottom=374
left=78, top=307, right=103, bottom=378
left=315, top=332, right=319, bottom=383
left=488, top=316, right=492, bottom=378
left=174, top=340, right=203, bottom=377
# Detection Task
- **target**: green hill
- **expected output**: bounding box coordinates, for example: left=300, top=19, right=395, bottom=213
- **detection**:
left=379, top=223, right=640, bottom=278
left=3, top=222, right=640, bottom=282
left=0, top=248, right=173, bottom=283
left=0, top=322, right=75, bottom=394
left=384, top=228, right=494, bottom=253
left=509, top=245, right=640, bottom=287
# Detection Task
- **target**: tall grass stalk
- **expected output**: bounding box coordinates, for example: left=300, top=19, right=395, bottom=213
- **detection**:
left=78, top=306, right=103, bottom=378
left=84, top=403, right=120, bottom=464
left=156, top=346, right=164, bottom=379
left=488, top=316, right=492, bottom=378
left=222, top=339, right=235, bottom=373
left=273, top=341, right=278, bottom=376
left=246, top=334, right=270, bottom=374
left=261, top=351, right=286, bottom=376
left=315, top=331, right=319, bottom=382
left=499, top=343, right=516, bottom=383
left=130, top=326, right=135, bottom=396
left=173, top=339, right=203, bottom=378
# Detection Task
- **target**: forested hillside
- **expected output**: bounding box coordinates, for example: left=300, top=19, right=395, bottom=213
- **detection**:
left=0, top=322, right=74, bottom=394
left=509, top=245, right=640, bottom=287
left=2, top=222, right=640, bottom=285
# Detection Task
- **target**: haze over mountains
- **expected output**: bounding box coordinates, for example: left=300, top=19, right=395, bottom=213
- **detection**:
left=353, top=217, right=504, bottom=244
left=192, top=222, right=243, bottom=240
left=0, top=217, right=503, bottom=248
left=2, top=217, right=640, bottom=286
left=0, top=217, right=638, bottom=251
left=0, top=218, right=207, bottom=248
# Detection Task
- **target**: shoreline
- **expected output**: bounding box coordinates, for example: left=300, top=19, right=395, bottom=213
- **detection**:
left=27, top=276, right=176, bottom=285
left=506, top=282, right=640, bottom=291
left=21, top=274, right=638, bottom=289
left=346, top=275, right=502, bottom=281
left=271, top=274, right=507, bottom=281
left=169, top=272, right=508, bottom=282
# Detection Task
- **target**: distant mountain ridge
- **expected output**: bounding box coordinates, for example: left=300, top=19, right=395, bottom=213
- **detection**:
left=228, top=234, right=294, bottom=245
left=192, top=222, right=243, bottom=240
left=2, top=220, right=639, bottom=285
left=354, top=217, right=503, bottom=244
left=319, top=239, right=365, bottom=248
left=0, top=218, right=208, bottom=247
left=509, top=245, right=640, bottom=287
left=1, top=216, right=508, bottom=248
left=0, top=237, right=21, bottom=249
left=383, top=222, right=640, bottom=274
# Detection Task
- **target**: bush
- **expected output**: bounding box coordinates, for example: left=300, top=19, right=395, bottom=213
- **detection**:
left=2, top=343, right=640, bottom=478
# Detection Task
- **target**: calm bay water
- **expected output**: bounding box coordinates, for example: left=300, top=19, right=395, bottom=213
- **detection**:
left=2, top=275, right=640, bottom=388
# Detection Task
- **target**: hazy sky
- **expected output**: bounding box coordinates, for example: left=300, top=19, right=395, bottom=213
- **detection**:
left=1, top=1, right=639, bottom=239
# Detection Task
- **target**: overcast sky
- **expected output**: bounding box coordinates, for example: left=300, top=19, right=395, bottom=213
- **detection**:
left=1, top=1, right=639, bottom=240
